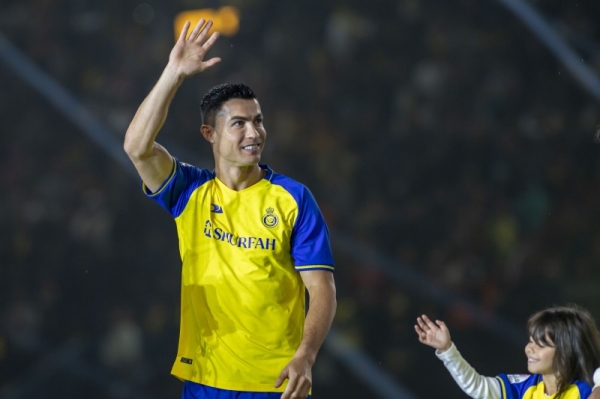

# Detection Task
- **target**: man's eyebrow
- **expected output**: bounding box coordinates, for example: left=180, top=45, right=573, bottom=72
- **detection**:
left=228, top=113, right=263, bottom=121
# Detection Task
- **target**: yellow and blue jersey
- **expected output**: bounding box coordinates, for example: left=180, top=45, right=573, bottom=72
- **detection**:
left=496, top=374, right=592, bottom=399
left=145, top=158, right=334, bottom=392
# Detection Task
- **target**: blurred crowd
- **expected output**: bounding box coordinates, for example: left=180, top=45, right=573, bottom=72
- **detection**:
left=2, top=0, right=600, bottom=398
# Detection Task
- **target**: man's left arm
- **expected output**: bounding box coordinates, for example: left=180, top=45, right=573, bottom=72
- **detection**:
left=275, top=270, right=336, bottom=399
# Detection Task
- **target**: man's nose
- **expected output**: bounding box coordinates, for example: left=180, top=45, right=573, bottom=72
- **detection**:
left=246, top=123, right=259, bottom=138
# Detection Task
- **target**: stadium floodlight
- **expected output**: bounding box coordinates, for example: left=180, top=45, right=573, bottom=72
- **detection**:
left=174, top=7, right=240, bottom=40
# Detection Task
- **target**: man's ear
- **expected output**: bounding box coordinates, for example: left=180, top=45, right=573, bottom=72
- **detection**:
left=200, top=125, right=214, bottom=143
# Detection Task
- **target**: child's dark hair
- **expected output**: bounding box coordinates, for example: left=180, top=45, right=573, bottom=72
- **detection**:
left=200, top=83, right=256, bottom=127
left=527, top=304, right=600, bottom=398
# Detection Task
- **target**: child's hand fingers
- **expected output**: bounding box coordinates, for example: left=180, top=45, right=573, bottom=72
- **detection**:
left=422, top=315, right=438, bottom=330
left=414, top=325, right=423, bottom=337
left=416, top=317, right=425, bottom=330
left=436, top=320, right=449, bottom=333
left=414, top=324, right=425, bottom=336
left=417, top=317, right=432, bottom=334
left=414, top=325, right=429, bottom=343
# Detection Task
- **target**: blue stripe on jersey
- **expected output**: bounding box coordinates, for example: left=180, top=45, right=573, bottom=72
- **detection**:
left=144, top=158, right=214, bottom=218
left=270, top=172, right=334, bottom=269
left=182, top=381, right=311, bottom=399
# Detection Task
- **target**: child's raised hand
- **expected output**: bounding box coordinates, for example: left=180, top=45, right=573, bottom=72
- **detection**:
left=415, top=314, right=452, bottom=353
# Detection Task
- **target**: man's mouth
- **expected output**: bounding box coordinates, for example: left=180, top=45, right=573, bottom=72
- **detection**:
left=242, top=144, right=260, bottom=150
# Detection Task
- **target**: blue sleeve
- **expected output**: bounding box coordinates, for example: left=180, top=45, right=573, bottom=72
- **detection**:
left=143, top=158, right=213, bottom=218
left=289, top=185, right=335, bottom=271
left=574, top=380, right=592, bottom=398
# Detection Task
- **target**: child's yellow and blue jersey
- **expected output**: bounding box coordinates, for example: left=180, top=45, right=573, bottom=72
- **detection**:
left=496, top=374, right=592, bottom=399
left=144, top=158, right=334, bottom=393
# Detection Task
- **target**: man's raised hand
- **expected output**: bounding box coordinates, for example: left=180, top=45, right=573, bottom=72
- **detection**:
left=168, top=19, right=221, bottom=79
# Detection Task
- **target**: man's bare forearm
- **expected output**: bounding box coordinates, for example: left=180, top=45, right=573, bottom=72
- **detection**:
left=123, top=20, right=220, bottom=191
left=296, top=278, right=337, bottom=365
left=124, top=65, right=183, bottom=159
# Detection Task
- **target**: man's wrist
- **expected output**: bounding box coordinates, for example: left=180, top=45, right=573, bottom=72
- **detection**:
left=293, top=348, right=317, bottom=366
left=162, top=64, right=186, bottom=85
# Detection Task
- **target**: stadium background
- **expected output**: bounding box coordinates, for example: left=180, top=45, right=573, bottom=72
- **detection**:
left=2, top=0, right=600, bottom=397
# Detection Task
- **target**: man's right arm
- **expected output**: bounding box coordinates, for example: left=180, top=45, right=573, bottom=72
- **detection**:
left=123, top=19, right=221, bottom=192
left=123, top=67, right=183, bottom=192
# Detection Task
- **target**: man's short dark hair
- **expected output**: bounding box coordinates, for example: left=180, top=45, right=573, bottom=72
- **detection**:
left=200, top=83, right=257, bottom=127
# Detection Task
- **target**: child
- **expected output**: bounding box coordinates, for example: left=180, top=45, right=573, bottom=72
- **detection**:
left=415, top=305, right=600, bottom=399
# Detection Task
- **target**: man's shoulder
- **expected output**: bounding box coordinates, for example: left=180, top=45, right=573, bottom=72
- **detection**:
left=266, top=167, right=309, bottom=193
left=271, top=172, right=305, bottom=188
left=175, top=159, right=215, bottom=183
left=269, top=172, right=316, bottom=206
left=176, top=159, right=210, bottom=173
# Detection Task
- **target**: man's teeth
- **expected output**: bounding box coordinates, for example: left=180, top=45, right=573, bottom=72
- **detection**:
left=243, top=145, right=259, bottom=150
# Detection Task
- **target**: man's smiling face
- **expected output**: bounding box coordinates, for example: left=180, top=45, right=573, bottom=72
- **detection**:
left=210, top=98, right=266, bottom=167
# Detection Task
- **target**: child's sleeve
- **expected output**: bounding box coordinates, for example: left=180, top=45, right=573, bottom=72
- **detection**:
left=436, top=343, right=503, bottom=399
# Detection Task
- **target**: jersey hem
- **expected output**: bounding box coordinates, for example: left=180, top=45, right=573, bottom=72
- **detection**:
left=172, top=372, right=288, bottom=393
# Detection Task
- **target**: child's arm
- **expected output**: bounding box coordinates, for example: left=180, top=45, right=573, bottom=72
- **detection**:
left=415, top=315, right=503, bottom=399
left=590, top=368, right=600, bottom=399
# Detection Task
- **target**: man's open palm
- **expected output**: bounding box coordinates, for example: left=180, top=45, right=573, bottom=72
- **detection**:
left=169, top=19, right=221, bottom=78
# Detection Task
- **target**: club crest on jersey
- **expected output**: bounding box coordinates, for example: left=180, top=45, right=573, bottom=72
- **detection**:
left=262, top=207, right=279, bottom=228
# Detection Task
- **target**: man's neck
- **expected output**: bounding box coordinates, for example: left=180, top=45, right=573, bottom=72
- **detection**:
left=215, top=163, right=264, bottom=191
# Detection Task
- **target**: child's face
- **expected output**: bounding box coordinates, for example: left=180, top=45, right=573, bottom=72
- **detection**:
left=525, top=336, right=556, bottom=375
